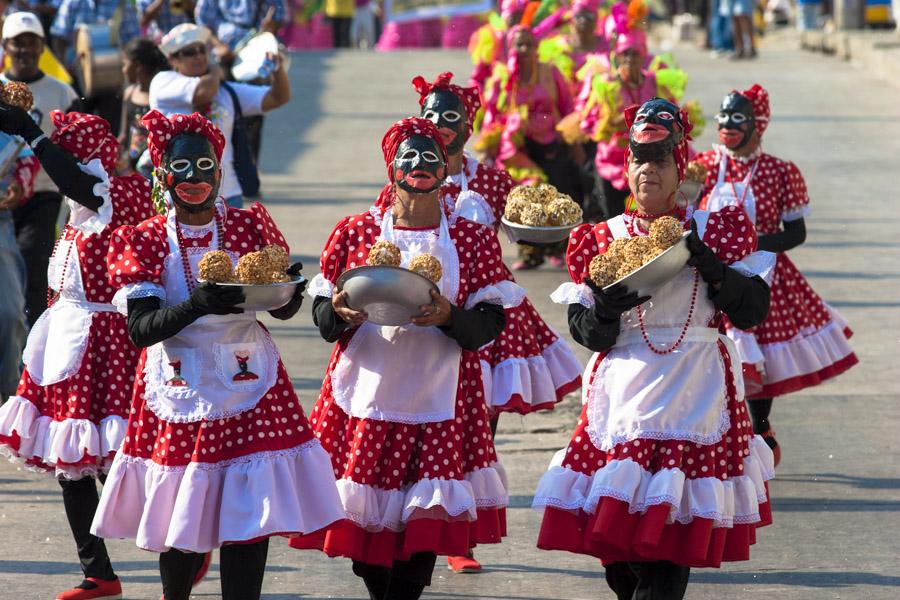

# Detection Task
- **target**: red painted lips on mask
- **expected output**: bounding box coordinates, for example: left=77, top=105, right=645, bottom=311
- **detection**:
left=632, top=123, right=670, bottom=144
left=403, top=169, right=438, bottom=190
left=438, top=127, right=457, bottom=146
left=719, top=129, right=745, bottom=148
left=175, top=182, right=213, bottom=204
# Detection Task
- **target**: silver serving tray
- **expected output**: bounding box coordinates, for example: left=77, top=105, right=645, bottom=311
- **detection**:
left=603, top=232, right=691, bottom=298
left=500, top=217, right=582, bottom=244
left=336, top=265, right=438, bottom=326
left=211, top=275, right=305, bottom=311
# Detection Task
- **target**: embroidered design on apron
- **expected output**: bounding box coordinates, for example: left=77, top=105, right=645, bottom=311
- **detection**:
left=705, top=151, right=759, bottom=225
left=331, top=209, right=463, bottom=424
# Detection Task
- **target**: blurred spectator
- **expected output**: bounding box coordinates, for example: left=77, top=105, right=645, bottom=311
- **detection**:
left=149, top=23, right=290, bottom=207
left=1, top=0, right=59, bottom=36
left=708, top=0, right=734, bottom=53
left=137, top=0, right=195, bottom=40
left=194, top=0, right=285, bottom=61
left=350, top=0, right=376, bottom=48
left=2, top=12, right=78, bottom=325
left=325, top=0, right=353, bottom=47
left=796, top=0, right=822, bottom=29
left=720, top=0, right=756, bottom=57
left=119, top=38, right=168, bottom=177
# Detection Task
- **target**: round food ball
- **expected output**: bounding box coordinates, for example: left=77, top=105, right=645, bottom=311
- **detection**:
left=641, top=246, right=665, bottom=265
left=545, top=197, right=583, bottom=226
left=1, top=81, right=34, bottom=111
left=235, top=251, right=271, bottom=284
left=623, top=236, right=655, bottom=262
left=589, top=254, right=618, bottom=287
left=520, top=203, right=548, bottom=226
left=408, top=253, right=443, bottom=283
left=616, top=256, right=644, bottom=280
left=261, top=244, right=289, bottom=274
left=198, top=250, right=233, bottom=283
left=606, top=238, right=629, bottom=260
left=685, top=161, right=709, bottom=183
left=367, top=240, right=402, bottom=267
left=507, top=184, right=540, bottom=205
left=648, top=216, right=683, bottom=250
left=504, top=196, right=531, bottom=223
left=534, top=183, right=559, bottom=204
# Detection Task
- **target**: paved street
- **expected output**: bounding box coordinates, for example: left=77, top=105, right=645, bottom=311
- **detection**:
left=2, top=40, right=899, bottom=599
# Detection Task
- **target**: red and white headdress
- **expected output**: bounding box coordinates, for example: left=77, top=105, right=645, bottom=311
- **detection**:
left=50, top=111, right=120, bottom=174
left=380, top=117, right=448, bottom=181
left=411, top=72, right=482, bottom=136
left=141, top=110, right=225, bottom=168
left=737, top=83, right=770, bottom=136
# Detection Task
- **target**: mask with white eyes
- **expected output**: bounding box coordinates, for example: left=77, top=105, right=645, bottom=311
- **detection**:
left=716, top=92, right=756, bottom=150
left=161, top=132, right=221, bottom=213
left=392, top=134, right=446, bottom=194
left=421, top=89, right=468, bottom=155
left=629, top=97, right=683, bottom=163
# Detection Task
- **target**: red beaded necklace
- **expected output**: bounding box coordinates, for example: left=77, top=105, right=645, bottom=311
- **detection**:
left=46, top=225, right=75, bottom=308
left=174, top=207, right=225, bottom=294
left=637, top=270, right=700, bottom=355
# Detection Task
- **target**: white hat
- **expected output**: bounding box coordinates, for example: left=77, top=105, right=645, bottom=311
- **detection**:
left=160, top=23, right=211, bottom=56
left=2, top=12, right=45, bottom=40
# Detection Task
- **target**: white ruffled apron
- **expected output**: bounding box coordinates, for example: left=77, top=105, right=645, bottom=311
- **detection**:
left=586, top=265, right=743, bottom=452
left=331, top=209, right=463, bottom=424
left=142, top=210, right=278, bottom=423
left=705, top=152, right=758, bottom=224
left=23, top=236, right=116, bottom=385
left=445, top=156, right=495, bottom=227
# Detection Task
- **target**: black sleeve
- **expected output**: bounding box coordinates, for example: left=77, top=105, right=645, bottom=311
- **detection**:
left=437, top=302, right=506, bottom=351
left=127, top=296, right=205, bottom=348
left=31, top=137, right=104, bottom=211
left=568, top=303, right=620, bottom=352
left=708, top=268, right=771, bottom=330
left=757, top=218, right=806, bottom=253
left=312, top=294, right=350, bottom=342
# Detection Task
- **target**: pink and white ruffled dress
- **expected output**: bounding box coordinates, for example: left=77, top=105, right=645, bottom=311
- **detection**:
left=696, top=146, right=858, bottom=397
left=534, top=206, right=776, bottom=567
left=90, top=201, right=344, bottom=553
left=0, top=162, right=155, bottom=480
left=290, top=206, right=517, bottom=566
left=440, top=155, right=582, bottom=414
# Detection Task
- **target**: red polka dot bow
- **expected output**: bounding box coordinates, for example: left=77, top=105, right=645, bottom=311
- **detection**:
left=380, top=117, right=448, bottom=181
left=141, top=109, right=226, bottom=168
left=411, top=72, right=482, bottom=136
left=49, top=111, right=120, bottom=174
left=737, top=83, right=770, bottom=136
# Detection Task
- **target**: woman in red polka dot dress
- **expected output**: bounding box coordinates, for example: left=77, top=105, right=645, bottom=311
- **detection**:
left=91, top=111, right=344, bottom=600
left=290, top=118, right=513, bottom=600
left=0, top=108, right=156, bottom=600
left=695, top=84, right=858, bottom=464
left=533, top=99, right=775, bottom=599
left=406, top=71, right=583, bottom=574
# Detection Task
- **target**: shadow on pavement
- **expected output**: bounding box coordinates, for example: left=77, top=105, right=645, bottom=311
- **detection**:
left=690, top=570, right=900, bottom=587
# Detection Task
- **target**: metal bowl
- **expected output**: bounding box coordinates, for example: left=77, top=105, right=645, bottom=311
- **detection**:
left=501, top=217, right=582, bottom=244
left=603, top=232, right=691, bottom=298
left=212, top=275, right=305, bottom=311
left=336, top=265, right=438, bottom=326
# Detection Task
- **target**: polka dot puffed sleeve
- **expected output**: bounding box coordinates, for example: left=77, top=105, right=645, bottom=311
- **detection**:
left=779, top=160, right=811, bottom=222
left=306, top=215, right=355, bottom=299
left=248, top=201, right=290, bottom=253
left=695, top=205, right=775, bottom=282
left=107, top=217, right=169, bottom=314
left=462, top=221, right=525, bottom=310
left=551, top=222, right=611, bottom=308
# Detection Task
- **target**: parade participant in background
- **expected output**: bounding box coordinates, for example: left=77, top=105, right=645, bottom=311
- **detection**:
left=92, top=109, right=344, bottom=600
left=537, top=0, right=609, bottom=97
left=324, top=0, right=354, bottom=47
left=290, top=117, right=512, bottom=599
left=477, top=9, right=581, bottom=270
left=2, top=12, right=79, bottom=325
left=150, top=23, right=291, bottom=208
left=118, top=38, right=168, bottom=178
left=0, top=105, right=156, bottom=600
left=50, top=0, right=140, bottom=132
left=411, top=71, right=582, bottom=574
left=468, top=0, right=528, bottom=90
left=533, top=98, right=775, bottom=599
left=695, top=84, right=857, bottom=464
left=194, top=0, right=285, bottom=60
left=138, top=0, right=195, bottom=41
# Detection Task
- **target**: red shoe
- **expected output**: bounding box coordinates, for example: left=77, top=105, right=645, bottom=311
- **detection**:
left=447, top=554, right=483, bottom=573
left=761, top=429, right=781, bottom=468
left=56, top=578, right=122, bottom=600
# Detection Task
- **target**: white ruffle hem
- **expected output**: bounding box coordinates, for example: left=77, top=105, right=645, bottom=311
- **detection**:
left=480, top=338, right=582, bottom=411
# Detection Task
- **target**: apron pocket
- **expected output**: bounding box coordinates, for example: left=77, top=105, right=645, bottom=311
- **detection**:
left=214, top=341, right=269, bottom=393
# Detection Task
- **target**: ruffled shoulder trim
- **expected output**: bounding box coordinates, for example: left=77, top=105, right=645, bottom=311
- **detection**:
left=66, top=158, right=112, bottom=235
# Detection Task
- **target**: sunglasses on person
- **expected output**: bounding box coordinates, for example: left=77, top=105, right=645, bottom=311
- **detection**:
left=175, top=45, right=207, bottom=59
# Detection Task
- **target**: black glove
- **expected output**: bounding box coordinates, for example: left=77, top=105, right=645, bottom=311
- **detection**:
left=585, top=279, right=649, bottom=321
left=189, top=282, right=245, bottom=315
left=269, top=262, right=307, bottom=320
left=686, top=219, right=725, bottom=285
left=0, top=102, right=43, bottom=142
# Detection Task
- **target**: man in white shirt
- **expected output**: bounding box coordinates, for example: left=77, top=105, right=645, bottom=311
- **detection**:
left=149, top=23, right=290, bottom=208
left=2, top=12, right=79, bottom=324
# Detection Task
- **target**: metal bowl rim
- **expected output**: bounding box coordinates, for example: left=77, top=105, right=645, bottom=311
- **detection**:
left=602, top=231, right=691, bottom=292
left=500, top=216, right=583, bottom=232
left=198, top=275, right=306, bottom=288
left=336, top=265, right=439, bottom=292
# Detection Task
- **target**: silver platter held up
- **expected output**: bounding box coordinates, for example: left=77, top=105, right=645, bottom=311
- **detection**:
left=336, top=265, right=438, bottom=326
left=212, top=275, right=306, bottom=311
left=500, top=217, right=583, bottom=244
left=603, top=232, right=691, bottom=298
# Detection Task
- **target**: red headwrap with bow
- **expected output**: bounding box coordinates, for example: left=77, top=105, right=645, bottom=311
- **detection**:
left=411, top=71, right=482, bottom=136
left=737, top=83, right=770, bottom=137
left=50, top=111, right=120, bottom=174
left=623, top=101, right=694, bottom=183
left=141, top=110, right=225, bottom=168
left=380, top=117, right=448, bottom=181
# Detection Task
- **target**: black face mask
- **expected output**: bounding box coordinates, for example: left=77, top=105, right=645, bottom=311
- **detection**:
left=716, top=92, right=756, bottom=150
left=422, top=89, right=468, bottom=155
left=629, top=97, right=682, bottom=163
left=162, top=133, right=221, bottom=214
left=392, top=134, right=445, bottom=194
